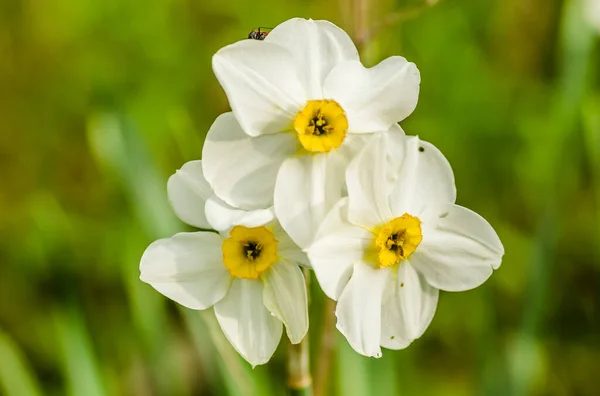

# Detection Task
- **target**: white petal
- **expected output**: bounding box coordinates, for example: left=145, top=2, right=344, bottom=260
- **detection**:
left=345, top=133, right=393, bottom=228
left=214, top=278, right=283, bottom=367
left=167, top=160, right=212, bottom=229
left=306, top=198, right=373, bottom=300
left=324, top=57, right=420, bottom=133
left=335, top=263, right=389, bottom=358
left=212, top=41, right=305, bottom=136
left=202, top=113, right=297, bottom=210
left=140, top=232, right=231, bottom=310
left=262, top=261, right=308, bottom=344
left=265, top=18, right=359, bottom=98
left=411, top=204, right=504, bottom=292
left=388, top=137, right=456, bottom=220
left=337, top=132, right=375, bottom=163
left=274, top=153, right=347, bottom=249
left=205, top=196, right=274, bottom=232
left=272, top=221, right=310, bottom=268
left=381, top=124, right=408, bottom=192
left=380, top=263, right=438, bottom=350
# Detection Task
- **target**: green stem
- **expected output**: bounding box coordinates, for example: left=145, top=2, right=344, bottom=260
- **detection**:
left=288, top=388, right=312, bottom=396
left=286, top=268, right=312, bottom=396
left=313, top=298, right=336, bottom=396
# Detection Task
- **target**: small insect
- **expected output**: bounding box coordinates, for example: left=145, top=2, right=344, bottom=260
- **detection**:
left=248, top=27, right=272, bottom=40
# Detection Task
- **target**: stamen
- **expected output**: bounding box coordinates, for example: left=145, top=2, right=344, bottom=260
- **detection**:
left=243, top=241, right=262, bottom=260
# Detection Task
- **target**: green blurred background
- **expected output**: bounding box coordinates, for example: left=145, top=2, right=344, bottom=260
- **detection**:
left=1, top=0, right=599, bottom=395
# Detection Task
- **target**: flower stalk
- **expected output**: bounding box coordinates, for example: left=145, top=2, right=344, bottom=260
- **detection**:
left=286, top=268, right=312, bottom=396
left=313, top=298, right=336, bottom=396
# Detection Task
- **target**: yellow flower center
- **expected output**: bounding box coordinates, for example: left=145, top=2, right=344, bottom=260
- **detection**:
left=374, top=214, right=422, bottom=268
left=222, top=225, right=278, bottom=279
left=294, top=99, right=348, bottom=153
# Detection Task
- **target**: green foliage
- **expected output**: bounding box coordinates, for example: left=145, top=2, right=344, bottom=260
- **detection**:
left=1, top=0, right=598, bottom=395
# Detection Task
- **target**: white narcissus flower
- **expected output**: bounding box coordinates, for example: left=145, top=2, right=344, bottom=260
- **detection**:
left=204, top=17, right=419, bottom=249
left=140, top=160, right=309, bottom=366
left=307, top=134, right=504, bottom=358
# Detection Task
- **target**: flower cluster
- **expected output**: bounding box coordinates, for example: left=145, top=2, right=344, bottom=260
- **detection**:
left=140, top=18, right=504, bottom=365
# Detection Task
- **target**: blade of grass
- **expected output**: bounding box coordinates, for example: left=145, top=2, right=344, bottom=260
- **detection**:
left=0, top=330, right=43, bottom=396
left=54, top=306, right=107, bottom=396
